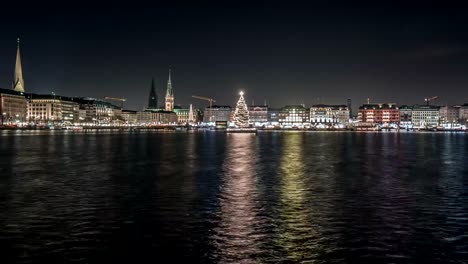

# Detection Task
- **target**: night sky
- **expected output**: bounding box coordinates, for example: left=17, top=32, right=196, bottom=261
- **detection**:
left=0, top=1, right=467, bottom=111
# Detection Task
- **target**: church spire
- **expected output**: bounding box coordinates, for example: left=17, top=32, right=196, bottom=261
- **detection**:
left=148, top=77, right=158, bottom=109
left=166, top=67, right=173, bottom=97
left=165, top=67, right=174, bottom=111
left=13, top=38, right=25, bottom=93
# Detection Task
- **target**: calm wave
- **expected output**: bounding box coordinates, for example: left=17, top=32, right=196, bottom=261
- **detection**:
left=0, top=131, right=467, bottom=263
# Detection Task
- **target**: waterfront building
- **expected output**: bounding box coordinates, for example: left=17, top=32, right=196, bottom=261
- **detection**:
left=172, top=105, right=200, bottom=124
left=459, top=104, right=468, bottom=124
left=203, top=105, right=231, bottom=122
left=75, top=98, right=121, bottom=124
left=148, top=78, right=158, bottom=110
left=411, top=105, right=440, bottom=128
left=121, top=110, right=137, bottom=124
left=268, top=108, right=280, bottom=125
left=13, top=38, right=25, bottom=93
left=248, top=105, right=268, bottom=126
left=27, top=94, right=79, bottom=124
left=358, top=103, right=400, bottom=124
left=399, top=105, right=413, bottom=127
left=165, top=69, right=174, bottom=111
left=278, top=105, right=309, bottom=127
left=439, top=106, right=460, bottom=124
left=0, top=88, right=27, bottom=125
left=137, top=110, right=178, bottom=125
left=310, top=104, right=349, bottom=126
left=173, top=106, right=190, bottom=124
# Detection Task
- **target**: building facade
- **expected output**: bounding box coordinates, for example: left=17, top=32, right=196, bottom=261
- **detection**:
left=268, top=109, right=280, bottom=125
left=174, top=107, right=192, bottom=124
left=310, top=104, right=349, bottom=125
left=0, top=88, right=27, bottom=125
left=278, top=105, right=309, bottom=127
left=459, top=104, right=468, bottom=124
left=358, top=103, right=400, bottom=124
left=399, top=105, right=413, bottom=127
left=203, top=105, right=232, bottom=122
left=439, top=106, right=460, bottom=123
left=75, top=98, right=121, bottom=124
left=121, top=110, right=137, bottom=124
left=137, top=110, right=178, bottom=125
left=27, top=94, right=79, bottom=124
left=248, top=105, right=268, bottom=126
left=412, top=105, right=440, bottom=128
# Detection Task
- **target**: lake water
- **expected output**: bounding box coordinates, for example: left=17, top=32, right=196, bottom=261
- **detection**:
left=0, top=130, right=467, bottom=263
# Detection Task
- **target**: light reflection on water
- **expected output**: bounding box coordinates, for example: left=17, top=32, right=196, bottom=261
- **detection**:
left=0, top=131, right=467, bottom=263
left=214, top=133, right=261, bottom=263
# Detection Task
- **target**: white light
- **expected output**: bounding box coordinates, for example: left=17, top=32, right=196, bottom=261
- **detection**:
left=239, top=91, right=244, bottom=96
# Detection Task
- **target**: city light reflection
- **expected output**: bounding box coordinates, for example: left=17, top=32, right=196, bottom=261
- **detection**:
left=214, top=133, right=262, bottom=262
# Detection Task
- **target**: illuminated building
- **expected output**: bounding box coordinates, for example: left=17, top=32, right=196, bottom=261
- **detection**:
left=439, top=106, right=460, bottom=123
left=121, top=110, right=137, bottom=124
left=459, top=104, right=468, bottom=124
left=358, top=103, right=400, bottom=124
left=0, top=88, right=27, bottom=125
left=399, top=105, right=413, bottom=127
left=173, top=105, right=200, bottom=124
left=267, top=108, right=280, bottom=125
left=165, top=68, right=174, bottom=111
left=310, top=104, right=349, bottom=125
left=27, top=94, right=79, bottom=124
left=74, top=98, right=121, bottom=124
left=278, top=105, right=309, bottom=127
left=411, top=105, right=440, bottom=128
left=203, top=105, right=231, bottom=122
left=137, top=110, right=178, bottom=124
left=247, top=105, right=268, bottom=126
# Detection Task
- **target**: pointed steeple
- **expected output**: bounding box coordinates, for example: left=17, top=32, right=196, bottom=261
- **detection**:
left=166, top=68, right=173, bottom=97
left=13, top=38, right=25, bottom=93
left=148, top=77, right=158, bottom=109
left=165, top=67, right=174, bottom=111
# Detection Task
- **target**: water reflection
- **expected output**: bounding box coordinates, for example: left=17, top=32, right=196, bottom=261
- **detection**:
left=214, top=134, right=262, bottom=263
left=277, top=133, right=317, bottom=262
left=0, top=131, right=467, bottom=263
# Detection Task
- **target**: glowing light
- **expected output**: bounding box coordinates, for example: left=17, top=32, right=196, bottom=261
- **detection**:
left=239, top=91, right=244, bottom=96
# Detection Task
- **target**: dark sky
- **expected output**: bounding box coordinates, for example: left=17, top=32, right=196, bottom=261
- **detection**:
left=0, top=1, right=467, bottom=111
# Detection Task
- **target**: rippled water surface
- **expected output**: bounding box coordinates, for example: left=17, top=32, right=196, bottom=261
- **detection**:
left=0, top=130, right=467, bottom=263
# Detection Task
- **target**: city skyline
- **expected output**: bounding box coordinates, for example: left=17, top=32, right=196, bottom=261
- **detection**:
left=0, top=2, right=468, bottom=110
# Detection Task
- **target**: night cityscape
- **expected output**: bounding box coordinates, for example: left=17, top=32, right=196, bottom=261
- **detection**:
left=1, top=1, right=468, bottom=264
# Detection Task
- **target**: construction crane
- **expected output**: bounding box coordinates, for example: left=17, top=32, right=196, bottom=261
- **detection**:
left=424, top=96, right=438, bottom=106
left=192, top=95, right=216, bottom=122
left=105, top=96, right=127, bottom=109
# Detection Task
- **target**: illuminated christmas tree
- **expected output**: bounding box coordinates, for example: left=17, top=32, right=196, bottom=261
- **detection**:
left=234, top=91, right=249, bottom=127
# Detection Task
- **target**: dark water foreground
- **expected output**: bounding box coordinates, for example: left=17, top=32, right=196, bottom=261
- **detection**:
left=0, top=130, right=467, bottom=263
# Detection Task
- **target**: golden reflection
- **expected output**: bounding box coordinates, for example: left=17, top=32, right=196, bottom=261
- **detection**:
left=278, top=133, right=317, bottom=261
left=215, top=133, right=261, bottom=263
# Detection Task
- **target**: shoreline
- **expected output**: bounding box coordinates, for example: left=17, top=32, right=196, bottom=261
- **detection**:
left=0, top=126, right=467, bottom=133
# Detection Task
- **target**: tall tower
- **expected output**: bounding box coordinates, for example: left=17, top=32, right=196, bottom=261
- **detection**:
left=148, top=77, right=158, bottom=109
left=347, top=98, right=352, bottom=118
left=13, top=38, right=25, bottom=93
left=165, top=68, right=174, bottom=111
